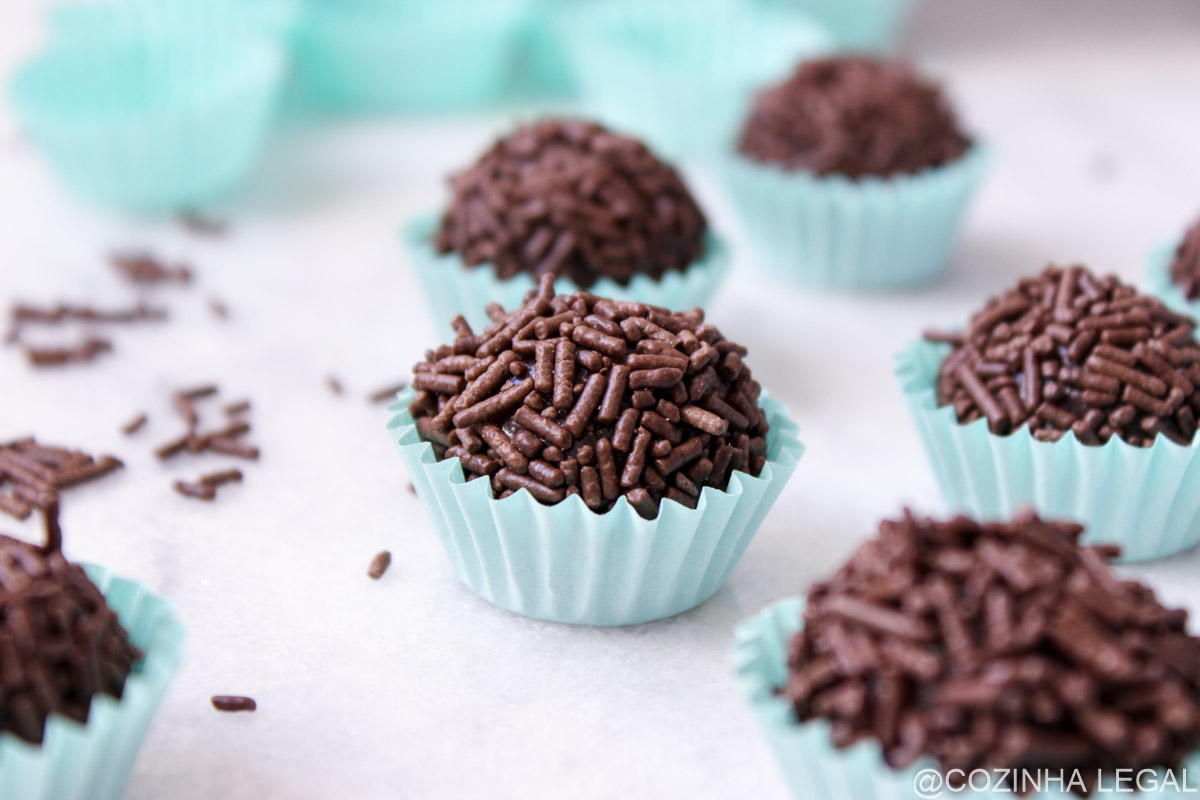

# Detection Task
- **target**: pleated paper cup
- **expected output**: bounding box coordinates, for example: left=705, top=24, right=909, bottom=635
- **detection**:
left=720, top=146, right=988, bottom=291
left=516, top=0, right=580, bottom=98
left=560, top=0, right=832, bottom=159
left=9, top=35, right=285, bottom=212
left=1145, top=242, right=1200, bottom=317
left=758, top=0, right=917, bottom=51
left=387, top=389, right=804, bottom=626
left=293, top=0, right=532, bottom=113
left=734, top=598, right=1200, bottom=800
left=47, top=0, right=301, bottom=44
left=896, top=337, right=1200, bottom=563
left=402, top=214, right=731, bottom=334
left=0, top=565, right=185, bottom=800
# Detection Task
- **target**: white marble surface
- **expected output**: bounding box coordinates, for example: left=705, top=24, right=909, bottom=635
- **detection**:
left=2, top=2, right=1200, bottom=798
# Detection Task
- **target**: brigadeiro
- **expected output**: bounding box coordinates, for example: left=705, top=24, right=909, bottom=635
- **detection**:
left=1169, top=216, right=1200, bottom=301
left=897, top=264, right=1200, bottom=561
left=404, top=118, right=728, bottom=332
left=721, top=55, right=987, bottom=290
left=0, top=505, right=184, bottom=800
left=734, top=509, right=1200, bottom=800
left=386, top=276, right=803, bottom=625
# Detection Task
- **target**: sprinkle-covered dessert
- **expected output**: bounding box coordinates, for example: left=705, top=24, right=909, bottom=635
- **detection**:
left=737, top=56, right=970, bottom=179
left=434, top=118, right=708, bottom=288
left=787, top=510, right=1200, bottom=790
left=0, top=506, right=141, bottom=744
left=1169, top=215, right=1200, bottom=300
left=408, top=276, right=769, bottom=519
left=926, top=265, right=1200, bottom=446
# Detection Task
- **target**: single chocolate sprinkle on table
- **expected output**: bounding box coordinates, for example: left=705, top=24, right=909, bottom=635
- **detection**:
left=200, top=469, right=242, bottom=488
left=25, top=337, right=112, bottom=367
left=208, top=298, right=229, bottom=320
left=369, top=380, right=410, bottom=404
left=173, top=480, right=215, bottom=501
left=179, top=212, right=228, bottom=237
left=367, top=550, right=392, bottom=580
left=110, top=252, right=192, bottom=285
left=327, top=376, right=344, bottom=395
left=224, top=400, right=251, bottom=415
left=211, top=696, right=256, bottom=713
left=121, top=413, right=148, bottom=436
left=786, top=509, right=1200, bottom=793
left=409, top=275, right=768, bottom=519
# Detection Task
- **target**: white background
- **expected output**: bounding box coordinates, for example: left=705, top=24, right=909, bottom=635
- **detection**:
left=2, top=1, right=1200, bottom=798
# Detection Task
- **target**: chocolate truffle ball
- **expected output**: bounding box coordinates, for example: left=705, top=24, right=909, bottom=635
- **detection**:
left=0, top=512, right=140, bottom=745
left=434, top=118, right=708, bottom=289
left=787, top=509, right=1200, bottom=788
left=408, top=276, right=770, bottom=519
left=737, top=56, right=970, bottom=179
left=1169, top=215, right=1200, bottom=300
left=927, top=265, right=1200, bottom=446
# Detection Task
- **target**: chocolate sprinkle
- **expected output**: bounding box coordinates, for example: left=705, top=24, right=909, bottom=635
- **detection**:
left=110, top=252, right=191, bottom=286
left=930, top=265, right=1200, bottom=446
left=211, top=695, right=256, bottom=713
left=787, top=510, right=1200, bottom=792
left=435, top=119, right=707, bottom=289
left=369, top=380, right=410, bottom=404
left=1169, top=215, right=1200, bottom=301
left=0, top=439, right=123, bottom=521
left=0, top=506, right=141, bottom=744
left=367, top=551, right=392, bottom=580
left=738, top=57, right=971, bottom=179
left=121, top=413, right=148, bottom=436
left=409, top=276, right=769, bottom=519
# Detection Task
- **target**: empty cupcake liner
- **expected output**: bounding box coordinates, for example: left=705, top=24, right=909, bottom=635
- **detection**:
left=896, top=337, right=1200, bottom=562
left=1145, top=242, right=1199, bottom=317
left=0, top=565, right=185, bottom=800
left=734, top=598, right=1200, bottom=800
left=560, top=0, right=832, bottom=159
left=403, top=213, right=731, bottom=334
left=757, top=0, right=917, bottom=51
left=387, top=389, right=804, bottom=626
left=9, top=36, right=286, bottom=212
left=293, top=0, right=532, bottom=113
left=720, top=146, right=988, bottom=291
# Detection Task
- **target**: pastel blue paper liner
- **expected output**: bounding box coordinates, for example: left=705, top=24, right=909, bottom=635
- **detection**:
left=516, top=0, right=580, bottom=98
left=758, top=0, right=916, bottom=50
left=292, top=0, right=532, bottom=113
left=387, top=388, right=804, bottom=626
left=720, top=146, right=989, bottom=291
left=896, top=337, right=1200, bottom=562
left=47, top=0, right=302, bottom=44
left=0, top=565, right=185, bottom=800
left=734, top=598, right=1200, bottom=800
left=9, top=36, right=286, bottom=212
left=560, top=0, right=832, bottom=159
left=403, top=214, right=731, bottom=334
left=1145, top=242, right=1200, bottom=318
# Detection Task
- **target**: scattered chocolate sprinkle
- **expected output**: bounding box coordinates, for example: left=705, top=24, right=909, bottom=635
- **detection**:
left=172, top=480, right=215, bottom=501
left=367, top=550, right=392, bottom=580
left=406, top=482, right=416, bottom=496
left=200, top=469, right=242, bottom=488
left=25, top=337, right=112, bottom=366
left=224, top=400, right=251, bottom=416
left=930, top=265, right=1200, bottom=446
left=369, top=380, right=410, bottom=404
left=435, top=118, right=707, bottom=288
left=327, top=376, right=344, bottom=395
left=211, top=696, right=256, bottom=713
left=208, top=298, right=229, bottom=320
left=207, top=438, right=259, bottom=460
left=121, top=413, right=148, bottom=436
left=0, top=439, right=123, bottom=521
left=179, top=212, right=228, bottom=237
left=786, top=509, right=1200, bottom=793
left=0, top=504, right=141, bottom=744
left=110, top=252, right=191, bottom=285
left=7, top=301, right=168, bottom=368
left=410, top=276, right=768, bottom=519
left=738, top=57, right=971, bottom=179
left=1169, top=215, right=1200, bottom=301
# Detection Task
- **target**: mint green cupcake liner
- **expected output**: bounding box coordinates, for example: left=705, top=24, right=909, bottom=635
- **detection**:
left=1145, top=242, right=1199, bottom=317
left=293, top=0, right=532, bottom=113
left=734, top=598, right=1200, bottom=800
left=0, top=564, right=184, bottom=800
left=9, top=36, right=285, bottom=212
left=561, top=0, right=831, bottom=159
left=516, top=0, right=580, bottom=98
left=48, top=0, right=301, bottom=44
left=757, top=0, right=916, bottom=50
left=896, top=337, right=1200, bottom=562
left=403, top=213, right=731, bottom=334
left=387, top=389, right=804, bottom=626
left=720, top=146, right=988, bottom=291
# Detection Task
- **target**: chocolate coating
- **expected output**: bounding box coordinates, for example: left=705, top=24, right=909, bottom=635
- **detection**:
left=435, top=119, right=708, bottom=289
left=738, top=57, right=971, bottom=179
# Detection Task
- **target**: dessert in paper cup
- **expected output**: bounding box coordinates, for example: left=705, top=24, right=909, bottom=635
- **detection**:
left=405, top=118, right=728, bottom=334
left=897, top=264, right=1200, bottom=562
left=1146, top=213, right=1200, bottom=316
left=734, top=509, right=1200, bottom=800
left=386, top=275, right=802, bottom=625
left=721, top=56, right=987, bottom=290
